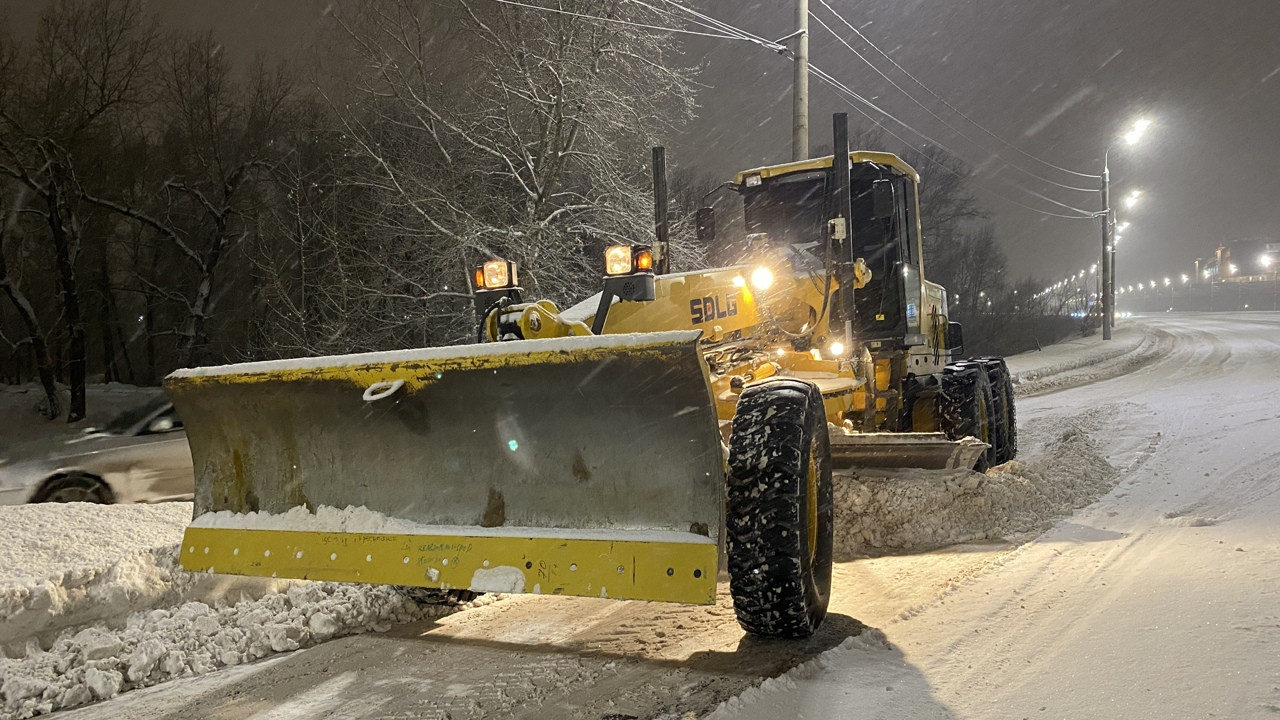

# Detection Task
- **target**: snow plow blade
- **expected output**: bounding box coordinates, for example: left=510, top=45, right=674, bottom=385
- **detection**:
left=829, top=432, right=988, bottom=471
left=166, top=331, right=723, bottom=605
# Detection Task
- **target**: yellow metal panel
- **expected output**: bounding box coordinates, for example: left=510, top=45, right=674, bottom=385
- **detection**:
left=600, top=268, right=762, bottom=337
left=181, top=527, right=718, bottom=605
left=735, top=151, right=921, bottom=185
left=875, top=358, right=892, bottom=392
left=167, top=334, right=696, bottom=392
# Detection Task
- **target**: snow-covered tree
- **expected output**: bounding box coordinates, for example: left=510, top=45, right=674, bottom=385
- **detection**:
left=253, top=0, right=699, bottom=354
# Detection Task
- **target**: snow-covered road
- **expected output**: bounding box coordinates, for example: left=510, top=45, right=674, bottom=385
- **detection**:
left=5, top=313, right=1278, bottom=719
left=714, top=312, right=1280, bottom=719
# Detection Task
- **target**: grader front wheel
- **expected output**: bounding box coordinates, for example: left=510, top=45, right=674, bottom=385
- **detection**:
left=726, top=379, right=833, bottom=639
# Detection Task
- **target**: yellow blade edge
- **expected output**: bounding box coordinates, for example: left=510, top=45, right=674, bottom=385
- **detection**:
left=180, top=526, right=718, bottom=605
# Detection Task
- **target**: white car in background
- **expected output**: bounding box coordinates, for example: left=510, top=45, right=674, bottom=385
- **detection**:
left=0, top=395, right=194, bottom=505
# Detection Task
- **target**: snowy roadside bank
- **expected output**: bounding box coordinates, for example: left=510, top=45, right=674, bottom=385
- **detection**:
left=831, top=321, right=1167, bottom=558
left=0, top=503, right=474, bottom=720
left=1005, top=321, right=1170, bottom=395
left=832, top=399, right=1159, bottom=558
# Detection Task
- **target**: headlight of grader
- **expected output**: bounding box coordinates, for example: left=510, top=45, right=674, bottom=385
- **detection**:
left=604, top=245, right=653, bottom=276
left=750, top=266, right=775, bottom=291
left=590, top=245, right=656, bottom=334
left=471, top=258, right=523, bottom=341
left=474, top=259, right=518, bottom=289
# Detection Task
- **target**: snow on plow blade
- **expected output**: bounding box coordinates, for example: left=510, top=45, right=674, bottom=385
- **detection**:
left=829, top=432, right=988, bottom=471
left=166, top=331, right=723, bottom=605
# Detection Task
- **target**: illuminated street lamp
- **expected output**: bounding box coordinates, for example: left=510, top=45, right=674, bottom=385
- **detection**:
left=1124, top=118, right=1152, bottom=146
left=1100, top=118, right=1154, bottom=340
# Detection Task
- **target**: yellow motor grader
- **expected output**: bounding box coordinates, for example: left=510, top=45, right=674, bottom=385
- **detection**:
left=167, top=114, right=1015, bottom=639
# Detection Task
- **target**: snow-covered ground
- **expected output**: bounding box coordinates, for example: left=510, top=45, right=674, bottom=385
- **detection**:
left=708, top=313, right=1280, bottom=719
left=0, top=502, right=473, bottom=719
left=0, top=319, right=1209, bottom=720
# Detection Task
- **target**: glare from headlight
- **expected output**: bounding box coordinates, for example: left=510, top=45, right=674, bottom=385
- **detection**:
left=750, top=266, right=774, bottom=291
left=829, top=341, right=846, bottom=356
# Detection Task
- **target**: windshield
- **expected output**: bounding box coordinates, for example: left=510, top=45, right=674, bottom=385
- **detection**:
left=742, top=171, right=827, bottom=251
left=101, top=393, right=170, bottom=434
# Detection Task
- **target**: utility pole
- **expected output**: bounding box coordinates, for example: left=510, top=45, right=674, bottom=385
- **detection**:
left=1100, top=156, right=1113, bottom=340
left=1109, top=244, right=1117, bottom=328
left=792, top=0, right=809, bottom=162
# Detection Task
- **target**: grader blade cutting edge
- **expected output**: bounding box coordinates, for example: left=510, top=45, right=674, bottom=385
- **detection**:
left=166, top=331, right=723, bottom=604
left=829, top=432, right=989, bottom=471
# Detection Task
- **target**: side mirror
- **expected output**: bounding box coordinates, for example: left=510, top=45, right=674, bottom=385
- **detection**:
left=947, top=321, right=964, bottom=355
left=148, top=417, right=175, bottom=433
left=696, top=206, right=716, bottom=244
left=871, top=179, right=896, bottom=220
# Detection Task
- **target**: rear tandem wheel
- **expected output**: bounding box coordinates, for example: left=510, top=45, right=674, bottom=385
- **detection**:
left=976, top=357, right=1018, bottom=465
left=938, top=362, right=996, bottom=472
left=726, top=378, right=833, bottom=639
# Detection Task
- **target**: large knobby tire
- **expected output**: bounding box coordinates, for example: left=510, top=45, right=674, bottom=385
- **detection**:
left=978, top=357, right=1018, bottom=465
left=938, top=362, right=996, bottom=472
left=726, top=378, right=833, bottom=639
left=31, top=472, right=115, bottom=504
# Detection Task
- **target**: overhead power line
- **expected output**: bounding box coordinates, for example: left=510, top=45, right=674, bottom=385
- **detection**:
left=493, top=0, right=1098, bottom=220
left=653, top=1, right=1096, bottom=219
left=806, top=64, right=1095, bottom=218
left=809, top=8, right=1098, bottom=192
left=490, top=0, right=744, bottom=39
left=815, top=0, right=1100, bottom=181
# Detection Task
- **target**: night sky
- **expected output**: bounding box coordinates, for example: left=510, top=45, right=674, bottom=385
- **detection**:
left=9, top=0, right=1279, bottom=284
left=682, top=0, right=1280, bottom=285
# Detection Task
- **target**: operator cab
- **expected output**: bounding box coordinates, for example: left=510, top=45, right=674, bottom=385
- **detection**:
left=703, top=153, right=927, bottom=348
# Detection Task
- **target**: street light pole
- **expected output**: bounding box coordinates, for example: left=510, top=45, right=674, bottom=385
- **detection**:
left=1100, top=152, right=1113, bottom=340
left=1108, top=230, right=1117, bottom=329
left=1099, top=118, right=1152, bottom=337
left=792, top=0, right=809, bottom=162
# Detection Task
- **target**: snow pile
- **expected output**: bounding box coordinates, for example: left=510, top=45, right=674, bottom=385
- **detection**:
left=0, top=504, right=199, bottom=652
left=832, top=403, right=1132, bottom=558
left=825, top=324, right=1169, bottom=559
left=0, top=503, right=475, bottom=720
left=0, top=583, right=464, bottom=720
